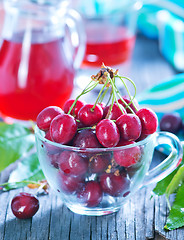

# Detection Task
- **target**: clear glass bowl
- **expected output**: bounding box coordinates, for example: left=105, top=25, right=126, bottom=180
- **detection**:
left=35, top=126, right=182, bottom=216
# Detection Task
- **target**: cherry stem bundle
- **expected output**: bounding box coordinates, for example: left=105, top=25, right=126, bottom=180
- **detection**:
left=68, top=64, right=138, bottom=119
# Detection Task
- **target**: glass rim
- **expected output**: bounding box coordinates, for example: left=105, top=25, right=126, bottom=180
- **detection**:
left=35, top=125, right=155, bottom=153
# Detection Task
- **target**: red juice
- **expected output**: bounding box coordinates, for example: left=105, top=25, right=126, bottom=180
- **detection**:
left=0, top=37, right=74, bottom=121
left=82, top=25, right=135, bottom=67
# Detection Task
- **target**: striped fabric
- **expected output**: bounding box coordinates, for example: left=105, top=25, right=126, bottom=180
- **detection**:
left=137, top=73, right=184, bottom=139
left=137, top=1, right=184, bottom=71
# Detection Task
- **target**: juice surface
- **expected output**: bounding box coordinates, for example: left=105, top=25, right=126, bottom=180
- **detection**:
left=82, top=25, right=135, bottom=67
left=0, top=38, right=74, bottom=121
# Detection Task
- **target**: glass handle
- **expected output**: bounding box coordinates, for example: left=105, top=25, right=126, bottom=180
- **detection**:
left=65, top=9, right=86, bottom=69
left=142, top=132, right=183, bottom=187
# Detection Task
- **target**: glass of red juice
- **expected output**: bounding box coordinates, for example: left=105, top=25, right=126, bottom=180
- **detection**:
left=0, top=0, right=85, bottom=122
left=74, top=0, right=141, bottom=88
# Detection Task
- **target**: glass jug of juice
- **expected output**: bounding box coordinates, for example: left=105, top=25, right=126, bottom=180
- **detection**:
left=0, top=0, right=85, bottom=121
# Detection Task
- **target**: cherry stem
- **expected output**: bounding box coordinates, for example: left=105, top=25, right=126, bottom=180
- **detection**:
left=117, top=75, right=138, bottom=111
left=77, top=126, right=93, bottom=131
left=0, top=180, right=40, bottom=187
left=92, top=78, right=110, bottom=111
left=115, top=89, right=135, bottom=114
left=68, top=80, right=99, bottom=115
left=109, top=76, right=125, bottom=115
left=106, top=87, right=113, bottom=106
left=99, top=86, right=109, bottom=103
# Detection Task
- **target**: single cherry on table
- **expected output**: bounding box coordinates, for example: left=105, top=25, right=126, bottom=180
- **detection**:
left=11, top=192, right=39, bottom=219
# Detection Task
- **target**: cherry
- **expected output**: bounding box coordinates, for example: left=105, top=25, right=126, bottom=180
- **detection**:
left=11, top=192, right=39, bottom=219
left=118, top=95, right=139, bottom=113
left=100, top=173, right=130, bottom=197
left=72, top=129, right=101, bottom=148
left=96, top=119, right=120, bottom=147
left=63, top=99, right=85, bottom=117
left=36, top=106, right=63, bottom=131
left=50, top=114, right=77, bottom=144
left=116, top=114, right=142, bottom=141
left=77, top=181, right=103, bottom=207
left=182, top=121, right=184, bottom=133
left=98, top=102, right=106, bottom=111
left=136, top=108, right=158, bottom=135
left=103, top=103, right=126, bottom=120
left=49, top=152, right=61, bottom=168
left=114, top=141, right=141, bottom=167
left=160, top=113, right=182, bottom=134
left=58, top=171, right=84, bottom=194
left=78, top=104, right=103, bottom=127
left=58, top=151, right=88, bottom=176
left=89, top=153, right=111, bottom=173
left=45, top=130, right=52, bottom=141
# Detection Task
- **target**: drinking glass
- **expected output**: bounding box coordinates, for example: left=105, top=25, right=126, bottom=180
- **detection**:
left=35, top=126, right=183, bottom=216
left=74, top=0, right=142, bottom=89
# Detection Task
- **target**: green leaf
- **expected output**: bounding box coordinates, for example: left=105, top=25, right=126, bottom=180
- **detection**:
left=0, top=122, right=35, bottom=172
left=152, top=169, right=178, bottom=196
left=165, top=184, right=184, bottom=230
left=153, top=143, right=184, bottom=196
left=3, top=151, right=45, bottom=190
left=165, top=165, right=184, bottom=197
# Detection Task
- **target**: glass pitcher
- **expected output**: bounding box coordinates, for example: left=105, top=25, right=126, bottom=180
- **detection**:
left=0, top=0, right=85, bottom=121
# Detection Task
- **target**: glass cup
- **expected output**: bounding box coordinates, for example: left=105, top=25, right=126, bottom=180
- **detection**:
left=35, top=126, right=183, bottom=216
left=0, top=0, right=85, bottom=122
left=74, top=0, right=142, bottom=89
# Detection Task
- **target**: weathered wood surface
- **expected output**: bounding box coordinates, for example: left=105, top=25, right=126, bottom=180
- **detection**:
left=0, top=34, right=183, bottom=240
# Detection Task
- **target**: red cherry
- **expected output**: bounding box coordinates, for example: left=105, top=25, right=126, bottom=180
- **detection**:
left=48, top=152, right=61, bottom=168
left=58, top=171, right=85, bottom=194
left=160, top=113, right=182, bottom=134
left=136, top=108, right=158, bottom=135
left=58, top=151, right=88, bottom=176
left=78, top=104, right=103, bottom=127
left=11, top=192, right=39, bottom=219
left=63, top=99, right=85, bottom=117
left=89, top=153, right=111, bottom=173
left=36, top=106, right=63, bottom=131
left=103, top=103, right=126, bottom=120
left=50, top=114, right=77, bottom=144
left=114, top=141, right=141, bottom=167
left=72, top=129, right=101, bottom=148
left=118, top=95, right=139, bottom=113
left=116, top=114, right=142, bottom=141
left=77, top=181, right=103, bottom=207
left=96, top=119, right=120, bottom=147
left=45, top=130, right=52, bottom=141
left=98, top=102, right=106, bottom=111
left=100, top=173, right=130, bottom=197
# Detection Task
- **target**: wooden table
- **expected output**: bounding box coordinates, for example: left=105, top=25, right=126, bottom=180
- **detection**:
left=0, top=34, right=183, bottom=240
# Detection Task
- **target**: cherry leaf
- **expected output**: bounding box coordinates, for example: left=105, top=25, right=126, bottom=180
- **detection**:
left=165, top=184, right=184, bottom=230
left=3, top=151, right=45, bottom=191
left=153, top=143, right=184, bottom=196
left=0, top=122, right=35, bottom=172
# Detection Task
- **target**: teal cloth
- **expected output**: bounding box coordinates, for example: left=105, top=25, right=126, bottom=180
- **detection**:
left=74, top=0, right=184, bottom=71
left=137, top=73, right=184, bottom=140
left=137, top=0, right=184, bottom=72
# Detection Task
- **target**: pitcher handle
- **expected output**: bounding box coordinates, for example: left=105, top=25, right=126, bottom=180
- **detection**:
left=141, top=131, right=183, bottom=187
left=65, top=9, right=86, bottom=70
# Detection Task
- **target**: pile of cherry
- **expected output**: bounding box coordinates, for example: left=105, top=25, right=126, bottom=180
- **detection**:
left=36, top=83, right=158, bottom=208
left=10, top=66, right=159, bottom=220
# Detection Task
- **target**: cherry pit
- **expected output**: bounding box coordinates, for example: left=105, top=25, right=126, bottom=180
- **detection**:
left=35, top=64, right=158, bottom=209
